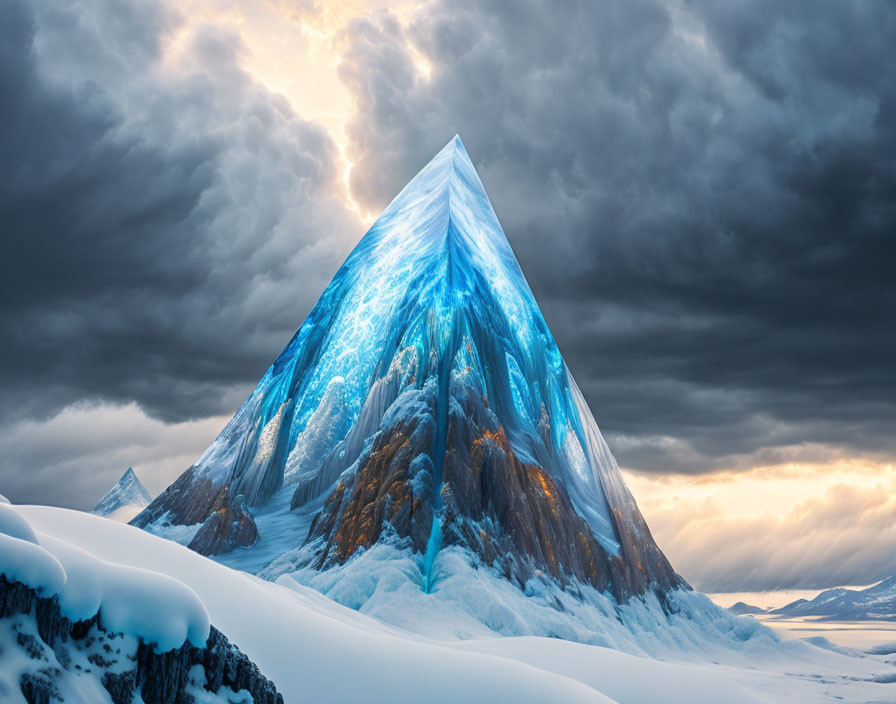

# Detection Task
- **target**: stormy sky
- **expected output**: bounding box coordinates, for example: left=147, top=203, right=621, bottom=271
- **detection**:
left=2, top=0, right=894, bottom=592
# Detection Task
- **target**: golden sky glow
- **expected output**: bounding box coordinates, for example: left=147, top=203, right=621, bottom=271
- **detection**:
left=624, top=460, right=896, bottom=591
left=626, top=460, right=896, bottom=520
left=172, top=0, right=422, bottom=220
left=168, top=1, right=353, bottom=130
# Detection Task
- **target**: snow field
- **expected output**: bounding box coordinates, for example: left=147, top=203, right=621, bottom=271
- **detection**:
left=18, top=504, right=896, bottom=704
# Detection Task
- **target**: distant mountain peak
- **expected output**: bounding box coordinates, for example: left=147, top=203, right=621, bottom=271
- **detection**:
left=93, top=467, right=152, bottom=522
left=727, top=601, right=767, bottom=616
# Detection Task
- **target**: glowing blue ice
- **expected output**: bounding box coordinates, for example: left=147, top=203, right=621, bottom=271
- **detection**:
left=190, top=136, right=635, bottom=555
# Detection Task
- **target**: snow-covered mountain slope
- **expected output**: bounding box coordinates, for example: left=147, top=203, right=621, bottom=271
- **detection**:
left=92, top=467, right=152, bottom=523
left=0, top=500, right=281, bottom=703
left=21, top=504, right=896, bottom=704
left=772, top=576, right=896, bottom=621
left=133, top=136, right=680, bottom=617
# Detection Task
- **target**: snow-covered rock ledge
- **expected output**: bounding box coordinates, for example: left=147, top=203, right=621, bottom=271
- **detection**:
left=0, top=499, right=283, bottom=704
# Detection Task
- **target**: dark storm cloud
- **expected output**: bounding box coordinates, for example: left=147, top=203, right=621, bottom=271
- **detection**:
left=1, top=0, right=359, bottom=428
left=339, top=0, right=896, bottom=474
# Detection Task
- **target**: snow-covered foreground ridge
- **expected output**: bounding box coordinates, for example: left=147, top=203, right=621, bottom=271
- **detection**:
left=0, top=498, right=283, bottom=703
left=18, top=504, right=896, bottom=704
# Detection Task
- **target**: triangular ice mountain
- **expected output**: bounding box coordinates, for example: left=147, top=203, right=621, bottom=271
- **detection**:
left=93, top=467, right=152, bottom=522
left=134, top=137, right=682, bottom=602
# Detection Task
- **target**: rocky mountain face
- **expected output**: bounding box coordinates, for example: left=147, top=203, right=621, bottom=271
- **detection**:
left=0, top=574, right=282, bottom=704
left=92, top=468, right=152, bottom=523
left=187, top=493, right=258, bottom=556
left=132, top=136, right=684, bottom=605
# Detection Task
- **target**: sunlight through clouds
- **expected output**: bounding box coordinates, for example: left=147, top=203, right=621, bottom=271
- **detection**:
left=625, top=461, right=896, bottom=591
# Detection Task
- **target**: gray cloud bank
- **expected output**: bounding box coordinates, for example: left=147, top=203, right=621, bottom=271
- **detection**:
left=1, top=0, right=359, bottom=430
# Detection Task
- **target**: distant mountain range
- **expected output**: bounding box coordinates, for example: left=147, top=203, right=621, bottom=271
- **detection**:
left=771, top=577, right=896, bottom=621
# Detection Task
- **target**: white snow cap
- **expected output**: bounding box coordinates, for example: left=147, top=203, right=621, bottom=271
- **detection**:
left=0, top=502, right=209, bottom=651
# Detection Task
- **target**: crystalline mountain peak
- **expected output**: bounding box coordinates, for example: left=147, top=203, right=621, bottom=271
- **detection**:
left=133, top=136, right=682, bottom=602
